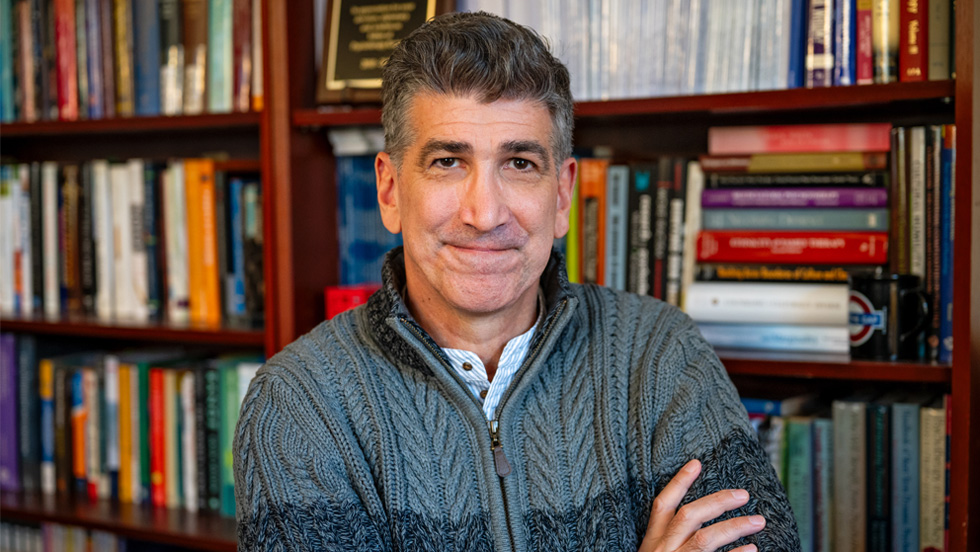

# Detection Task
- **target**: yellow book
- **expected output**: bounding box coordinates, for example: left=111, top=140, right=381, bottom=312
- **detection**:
left=118, top=364, right=132, bottom=503
left=184, top=159, right=222, bottom=326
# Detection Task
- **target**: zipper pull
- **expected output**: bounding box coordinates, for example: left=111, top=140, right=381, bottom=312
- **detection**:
left=489, top=421, right=512, bottom=477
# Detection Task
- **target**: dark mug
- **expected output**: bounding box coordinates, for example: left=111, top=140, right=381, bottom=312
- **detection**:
left=849, top=273, right=929, bottom=361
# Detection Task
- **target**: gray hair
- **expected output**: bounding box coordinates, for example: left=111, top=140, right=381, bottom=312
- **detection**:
left=381, top=11, right=574, bottom=170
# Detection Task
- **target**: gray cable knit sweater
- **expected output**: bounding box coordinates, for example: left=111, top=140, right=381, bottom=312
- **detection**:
left=234, top=248, right=801, bottom=551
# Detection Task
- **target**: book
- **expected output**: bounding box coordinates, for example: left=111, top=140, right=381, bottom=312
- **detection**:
left=182, top=0, right=207, bottom=114
left=98, top=0, right=115, bottom=119
left=250, top=0, right=262, bottom=110
left=74, top=0, right=89, bottom=120
left=702, top=208, right=890, bottom=231
left=925, top=126, right=941, bottom=360
left=61, top=165, right=83, bottom=315
left=651, top=159, right=672, bottom=300
left=111, top=0, right=135, bottom=116
left=908, top=126, right=927, bottom=279
left=232, top=0, right=251, bottom=112
left=627, top=163, right=656, bottom=296
left=566, top=163, right=581, bottom=283
left=927, top=0, right=950, bottom=79
left=162, top=161, right=190, bottom=324
left=79, top=165, right=96, bottom=315
left=41, top=162, right=59, bottom=318
left=786, top=416, right=815, bottom=551
left=91, top=160, right=114, bottom=321
left=805, top=0, right=835, bottom=88
left=873, top=0, right=900, bottom=83
left=899, top=0, right=927, bottom=82
left=207, top=0, right=232, bottom=113
left=937, top=124, right=954, bottom=364
left=54, top=0, right=79, bottom=120
left=604, top=165, right=629, bottom=291
left=741, top=393, right=820, bottom=416
left=242, top=181, right=263, bottom=324
left=184, top=159, right=221, bottom=326
left=160, top=0, right=184, bottom=115
left=29, top=163, right=44, bottom=314
left=118, top=362, right=132, bottom=502
left=702, top=187, right=889, bottom=208
left=685, top=281, right=850, bottom=326
left=103, top=354, right=119, bottom=500
left=890, top=127, right=909, bottom=273
left=695, top=322, right=851, bottom=353
left=919, top=395, right=946, bottom=551
left=226, top=178, right=248, bottom=321
left=706, top=170, right=888, bottom=188
left=696, top=264, right=866, bottom=283
left=833, top=394, right=874, bottom=552
left=708, top=123, right=892, bottom=155
left=163, top=368, right=179, bottom=509
left=788, top=0, right=809, bottom=88
left=128, top=159, right=150, bottom=321
left=892, top=393, right=930, bottom=552
left=697, top=231, right=890, bottom=264
left=149, top=367, right=166, bottom=507
left=179, top=370, right=198, bottom=512
left=578, top=158, right=608, bottom=286
left=664, top=158, right=687, bottom=306
left=868, top=393, right=897, bottom=552
left=834, top=0, right=859, bottom=85
left=16, top=335, right=39, bottom=493
left=699, top=151, right=890, bottom=173
left=813, top=416, right=833, bottom=552
left=0, top=0, right=12, bottom=122
left=679, top=161, right=703, bottom=310
left=0, top=334, right=20, bottom=491
left=336, top=155, right=401, bottom=285
left=141, top=163, right=160, bottom=314
left=110, top=162, right=136, bottom=320
left=196, top=361, right=220, bottom=512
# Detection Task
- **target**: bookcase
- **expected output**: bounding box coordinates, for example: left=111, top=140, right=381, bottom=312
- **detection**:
left=1, top=0, right=977, bottom=550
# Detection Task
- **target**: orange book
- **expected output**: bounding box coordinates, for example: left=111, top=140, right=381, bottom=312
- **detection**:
left=118, top=364, right=132, bottom=503
left=578, top=158, right=609, bottom=286
left=184, top=159, right=222, bottom=326
left=149, top=368, right=167, bottom=507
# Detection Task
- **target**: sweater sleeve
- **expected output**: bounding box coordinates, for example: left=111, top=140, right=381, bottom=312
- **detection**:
left=233, top=355, right=392, bottom=552
left=650, top=318, right=802, bottom=552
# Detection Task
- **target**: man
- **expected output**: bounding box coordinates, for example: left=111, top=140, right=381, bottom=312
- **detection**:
left=235, top=11, right=800, bottom=552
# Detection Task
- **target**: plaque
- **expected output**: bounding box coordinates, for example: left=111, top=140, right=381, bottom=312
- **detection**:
left=316, top=0, right=451, bottom=104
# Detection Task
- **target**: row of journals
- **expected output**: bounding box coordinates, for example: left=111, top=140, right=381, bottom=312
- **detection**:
left=1, top=521, right=127, bottom=552
left=743, top=391, right=950, bottom=552
left=0, top=0, right=263, bottom=123
left=0, top=158, right=265, bottom=328
left=453, top=0, right=956, bottom=101
left=0, top=333, right=265, bottom=517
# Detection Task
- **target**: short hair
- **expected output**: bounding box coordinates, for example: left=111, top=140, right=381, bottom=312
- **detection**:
left=381, top=11, right=574, bottom=169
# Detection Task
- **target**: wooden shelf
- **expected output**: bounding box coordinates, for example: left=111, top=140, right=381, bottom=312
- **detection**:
left=0, top=112, right=262, bottom=137
left=213, top=158, right=263, bottom=173
left=290, top=81, right=955, bottom=129
left=0, top=315, right=265, bottom=347
left=719, top=351, right=952, bottom=383
left=0, top=492, right=236, bottom=551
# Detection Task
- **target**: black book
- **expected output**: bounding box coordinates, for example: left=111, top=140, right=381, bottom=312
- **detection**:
left=651, top=158, right=672, bottom=300
left=144, top=162, right=164, bottom=320
left=213, top=169, right=230, bottom=323
left=198, top=361, right=221, bottom=512
left=626, top=162, right=656, bottom=296
left=29, top=162, right=44, bottom=313
left=243, top=181, right=264, bottom=325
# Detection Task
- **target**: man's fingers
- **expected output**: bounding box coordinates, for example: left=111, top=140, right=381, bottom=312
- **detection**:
left=660, top=489, right=754, bottom=550
left=646, top=459, right=702, bottom=540
left=675, top=514, right=766, bottom=552
left=730, top=544, right=760, bottom=552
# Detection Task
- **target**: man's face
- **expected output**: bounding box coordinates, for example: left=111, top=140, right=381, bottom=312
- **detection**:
left=376, top=93, right=576, bottom=319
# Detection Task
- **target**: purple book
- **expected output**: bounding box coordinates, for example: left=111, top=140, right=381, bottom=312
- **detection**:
left=702, top=187, right=889, bottom=208
left=0, top=333, right=20, bottom=491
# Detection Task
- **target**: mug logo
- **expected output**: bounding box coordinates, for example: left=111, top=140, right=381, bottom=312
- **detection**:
left=849, top=290, right=886, bottom=346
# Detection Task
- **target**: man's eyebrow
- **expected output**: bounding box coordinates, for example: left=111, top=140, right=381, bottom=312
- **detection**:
left=417, top=140, right=473, bottom=168
left=501, top=140, right=551, bottom=171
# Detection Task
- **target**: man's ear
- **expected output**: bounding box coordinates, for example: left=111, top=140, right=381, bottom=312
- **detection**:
left=376, top=152, right=402, bottom=234
left=553, top=156, right=577, bottom=239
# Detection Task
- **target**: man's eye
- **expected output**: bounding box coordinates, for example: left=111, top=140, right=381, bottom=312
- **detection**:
left=509, top=158, right=535, bottom=170
left=434, top=158, right=459, bottom=168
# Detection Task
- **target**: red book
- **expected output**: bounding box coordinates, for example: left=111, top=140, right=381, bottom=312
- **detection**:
left=325, top=285, right=379, bottom=319
left=857, top=0, right=875, bottom=84
left=708, top=123, right=893, bottom=155
left=899, top=0, right=928, bottom=82
left=578, top=158, right=609, bottom=286
left=54, top=0, right=79, bottom=120
left=696, top=231, right=889, bottom=264
left=148, top=368, right=166, bottom=508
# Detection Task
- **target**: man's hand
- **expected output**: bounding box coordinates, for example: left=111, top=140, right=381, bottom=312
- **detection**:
left=638, top=459, right=766, bottom=552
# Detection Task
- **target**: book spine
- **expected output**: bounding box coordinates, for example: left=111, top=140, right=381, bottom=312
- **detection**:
left=651, top=159, right=672, bottom=300
left=707, top=170, right=888, bottom=188
left=899, top=0, right=927, bottom=82
left=207, top=0, right=232, bottom=113
left=132, top=0, right=160, bottom=115
left=79, top=164, right=96, bottom=316
left=231, top=0, right=250, bottom=112
left=702, top=187, right=889, bottom=208
left=54, top=0, right=79, bottom=120
left=17, top=1, right=37, bottom=122
left=41, top=162, right=59, bottom=317
left=92, top=160, right=114, bottom=320
left=627, top=164, right=655, bottom=295
left=665, top=159, right=687, bottom=306
left=685, top=282, right=850, bottom=326
left=163, top=161, right=190, bottom=324
left=110, top=163, right=134, bottom=320
left=181, top=0, right=207, bottom=114
left=97, top=0, right=114, bottom=118
left=53, top=363, right=72, bottom=496
left=163, top=369, right=179, bottom=509
left=39, top=358, right=56, bottom=494
left=227, top=178, right=247, bottom=319
left=679, top=161, right=703, bottom=310
left=159, top=0, right=184, bottom=115
left=578, top=158, right=608, bottom=286
left=149, top=367, right=166, bottom=507
left=0, top=0, right=12, bottom=122
left=111, top=0, right=134, bottom=116
left=702, top=208, right=890, bottom=231
left=202, top=364, right=220, bottom=512
left=813, top=417, right=833, bottom=552
left=833, top=400, right=868, bottom=552
left=694, top=323, right=851, bottom=353
left=707, top=123, right=893, bottom=155
left=61, top=165, right=82, bottom=315
left=697, top=263, right=862, bottom=283
left=242, top=181, right=263, bottom=324
left=787, top=0, right=808, bottom=88
left=806, top=0, right=835, bottom=88
left=786, top=417, right=814, bottom=551
left=697, top=231, right=890, bottom=264
left=143, top=163, right=162, bottom=320
left=892, top=401, right=921, bottom=552
left=937, top=124, right=954, bottom=364
left=127, top=160, right=149, bottom=321
left=908, top=126, right=927, bottom=279
left=180, top=371, right=198, bottom=512
left=219, top=362, right=238, bottom=516
left=926, top=0, right=950, bottom=79
left=0, top=334, right=20, bottom=491
left=605, top=165, right=629, bottom=292
left=30, top=163, right=44, bottom=313
left=890, top=127, right=909, bottom=272
left=919, top=400, right=945, bottom=551
left=250, top=0, right=261, bottom=110
left=69, top=369, right=86, bottom=497
left=84, top=0, right=103, bottom=119
left=925, top=126, right=941, bottom=360
left=868, top=401, right=892, bottom=552
left=699, top=151, right=890, bottom=173
left=103, top=355, right=119, bottom=501
left=82, top=367, right=99, bottom=502
left=118, top=363, right=131, bottom=503
left=16, top=335, right=39, bottom=492
left=17, top=165, right=33, bottom=316
left=213, top=170, right=229, bottom=320
left=873, top=0, right=900, bottom=83
left=834, top=0, right=858, bottom=85
left=138, top=362, right=150, bottom=504
left=41, top=0, right=59, bottom=120
left=74, top=0, right=88, bottom=120
left=186, top=159, right=221, bottom=326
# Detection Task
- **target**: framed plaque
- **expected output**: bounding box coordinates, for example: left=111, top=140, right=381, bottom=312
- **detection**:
left=316, top=0, right=453, bottom=104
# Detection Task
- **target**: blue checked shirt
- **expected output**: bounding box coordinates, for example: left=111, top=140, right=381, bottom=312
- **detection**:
left=442, top=290, right=544, bottom=421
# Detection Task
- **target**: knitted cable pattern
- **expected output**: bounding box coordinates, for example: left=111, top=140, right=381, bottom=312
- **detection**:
left=234, top=248, right=800, bottom=552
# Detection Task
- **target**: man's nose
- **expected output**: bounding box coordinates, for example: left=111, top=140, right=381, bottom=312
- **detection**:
left=458, top=168, right=510, bottom=231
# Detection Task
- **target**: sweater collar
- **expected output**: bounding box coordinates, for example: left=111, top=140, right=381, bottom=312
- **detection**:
left=365, top=246, right=576, bottom=375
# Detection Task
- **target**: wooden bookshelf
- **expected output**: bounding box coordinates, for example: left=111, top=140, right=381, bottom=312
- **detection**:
left=0, top=316, right=265, bottom=347
left=0, top=492, right=237, bottom=552
left=720, top=353, right=952, bottom=383
left=0, top=112, right=262, bottom=137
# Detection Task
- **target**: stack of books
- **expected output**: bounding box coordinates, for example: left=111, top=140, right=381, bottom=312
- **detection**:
left=1, top=521, right=123, bottom=552
left=688, top=123, right=892, bottom=354
left=0, top=158, right=264, bottom=328
left=0, top=0, right=263, bottom=123
left=0, top=333, right=262, bottom=518
left=742, top=391, right=950, bottom=552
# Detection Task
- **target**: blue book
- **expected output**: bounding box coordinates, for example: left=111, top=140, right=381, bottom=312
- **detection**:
left=787, top=0, right=810, bottom=88
left=70, top=369, right=86, bottom=495
left=227, top=178, right=247, bottom=318
left=833, top=0, right=857, bottom=85
left=132, top=0, right=161, bottom=115
left=144, top=163, right=163, bottom=319
left=938, top=127, right=955, bottom=364
left=787, top=417, right=815, bottom=552
left=741, top=393, right=819, bottom=417
left=337, top=155, right=402, bottom=285
left=0, top=0, right=14, bottom=122
left=84, top=0, right=104, bottom=118
left=891, top=395, right=926, bottom=552
left=702, top=208, right=889, bottom=231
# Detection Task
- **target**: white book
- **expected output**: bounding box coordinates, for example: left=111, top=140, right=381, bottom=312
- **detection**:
left=104, top=355, right=120, bottom=496
left=128, top=160, right=150, bottom=321
left=92, top=160, right=115, bottom=321
left=162, top=161, right=190, bottom=324
left=83, top=368, right=102, bottom=499
left=161, top=9, right=184, bottom=116
left=680, top=161, right=704, bottom=310
left=919, top=396, right=946, bottom=552
left=17, top=165, right=33, bottom=317
left=909, top=126, right=926, bottom=279
left=164, top=369, right=180, bottom=509
left=0, top=170, right=14, bottom=315
left=605, top=165, right=629, bottom=291
left=833, top=396, right=868, bottom=552
left=238, top=362, right=262, bottom=405
left=685, top=281, right=850, bottom=326
left=180, top=371, right=199, bottom=512
left=111, top=164, right=136, bottom=320
left=130, top=364, right=142, bottom=503
left=41, top=162, right=60, bottom=318
left=696, top=322, right=850, bottom=353
left=208, top=0, right=233, bottom=113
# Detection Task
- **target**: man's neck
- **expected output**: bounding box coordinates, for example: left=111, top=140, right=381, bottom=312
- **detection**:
left=403, top=285, right=539, bottom=379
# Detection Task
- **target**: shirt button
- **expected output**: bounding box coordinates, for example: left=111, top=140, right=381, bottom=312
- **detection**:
left=479, top=389, right=488, bottom=399
left=462, top=362, right=473, bottom=371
